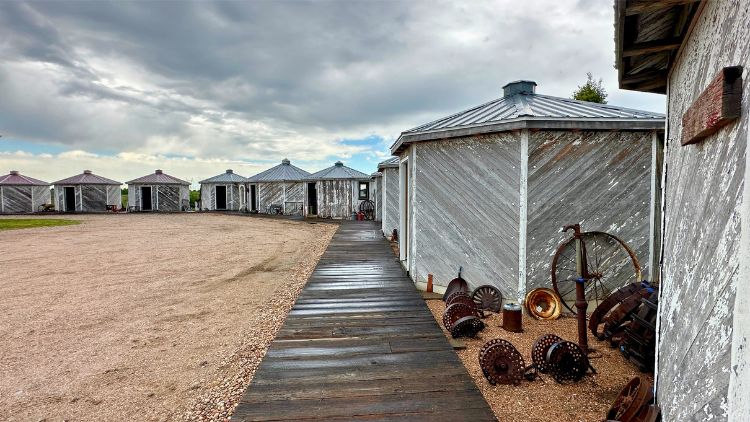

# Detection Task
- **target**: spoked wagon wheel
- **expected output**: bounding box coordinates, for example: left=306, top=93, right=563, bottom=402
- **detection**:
left=551, top=231, right=641, bottom=315
left=359, top=200, right=375, bottom=220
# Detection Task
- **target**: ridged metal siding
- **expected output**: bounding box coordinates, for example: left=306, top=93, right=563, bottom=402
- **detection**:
left=382, top=167, right=400, bottom=237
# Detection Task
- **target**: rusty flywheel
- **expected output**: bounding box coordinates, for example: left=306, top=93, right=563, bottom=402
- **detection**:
left=606, top=376, right=654, bottom=422
left=531, top=334, right=563, bottom=374
left=479, top=339, right=525, bottom=385
left=545, top=341, right=591, bottom=383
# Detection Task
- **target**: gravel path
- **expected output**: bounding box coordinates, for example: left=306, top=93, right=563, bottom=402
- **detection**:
left=0, top=214, right=336, bottom=422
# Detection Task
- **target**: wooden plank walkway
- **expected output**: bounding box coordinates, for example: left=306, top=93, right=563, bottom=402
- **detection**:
left=232, top=221, right=496, bottom=421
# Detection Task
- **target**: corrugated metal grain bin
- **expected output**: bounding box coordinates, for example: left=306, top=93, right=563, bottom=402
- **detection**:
left=304, top=161, right=371, bottom=219
left=377, top=157, right=400, bottom=239
left=247, top=159, right=310, bottom=215
left=0, top=171, right=51, bottom=213
left=199, top=169, right=248, bottom=211
left=52, top=170, right=121, bottom=212
left=126, top=170, right=190, bottom=212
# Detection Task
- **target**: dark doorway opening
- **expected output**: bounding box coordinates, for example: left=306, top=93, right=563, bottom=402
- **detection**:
left=250, top=185, right=258, bottom=212
left=64, top=187, right=76, bottom=212
left=216, top=185, right=227, bottom=210
left=307, top=182, right=318, bottom=215
left=141, top=186, right=152, bottom=211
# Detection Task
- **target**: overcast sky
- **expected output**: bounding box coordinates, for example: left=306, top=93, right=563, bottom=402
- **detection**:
left=0, top=0, right=665, bottom=186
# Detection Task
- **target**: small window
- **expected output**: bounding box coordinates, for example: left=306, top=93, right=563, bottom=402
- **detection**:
left=358, top=182, right=369, bottom=200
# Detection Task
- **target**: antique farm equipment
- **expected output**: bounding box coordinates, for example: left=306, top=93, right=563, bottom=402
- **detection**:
left=445, top=291, right=475, bottom=308
left=502, top=303, right=523, bottom=333
left=525, top=288, right=562, bottom=320
left=442, top=267, right=469, bottom=301
left=551, top=226, right=642, bottom=315
left=442, top=303, right=476, bottom=330
left=479, top=339, right=526, bottom=385
left=471, top=285, right=503, bottom=313
left=531, top=334, right=563, bottom=373
left=358, top=200, right=375, bottom=220
left=442, top=302, right=484, bottom=338
left=545, top=340, right=592, bottom=383
left=589, top=281, right=653, bottom=340
left=450, top=316, right=485, bottom=338
left=620, top=291, right=659, bottom=372
left=606, top=377, right=656, bottom=422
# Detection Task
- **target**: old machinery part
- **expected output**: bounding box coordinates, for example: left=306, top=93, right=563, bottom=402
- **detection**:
left=551, top=231, right=642, bottom=315
left=478, top=339, right=526, bottom=385
left=358, top=200, right=375, bottom=221
left=606, top=377, right=654, bottom=422
left=502, top=303, right=523, bottom=333
left=445, top=291, right=475, bottom=308
left=621, top=292, right=659, bottom=372
left=633, top=405, right=661, bottom=422
left=471, top=285, right=503, bottom=313
left=525, top=288, right=562, bottom=320
left=531, top=334, right=563, bottom=373
left=450, top=316, right=484, bottom=338
left=545, top=341, right=592, bottom=383
left=443, top=277, right=469, bottom=301
left=589, top=282, right=645, bottom=337
left=442, top=303, right=476, bottom=330
left=599, top=289, right=651, bottom=341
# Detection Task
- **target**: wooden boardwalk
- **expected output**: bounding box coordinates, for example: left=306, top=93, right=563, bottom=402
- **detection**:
left=232, top=221, right=496, bottom=421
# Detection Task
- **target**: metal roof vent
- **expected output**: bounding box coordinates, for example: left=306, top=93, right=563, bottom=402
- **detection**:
left=83, top=170, right=92, bottom=174
left=334, top=161, right=344, bottom=167
left=10, top=170, right=19, bottom=175
left=226, top=169, right=233, bottom=174
left=281, top=158, right=290, bottom=165
left=155, top=169, right=163, bottom=174
left=503, top=80, right=537, bottom=97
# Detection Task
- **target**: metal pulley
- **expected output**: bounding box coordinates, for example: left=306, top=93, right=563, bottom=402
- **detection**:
left=478, top=339, right=526, bottom=385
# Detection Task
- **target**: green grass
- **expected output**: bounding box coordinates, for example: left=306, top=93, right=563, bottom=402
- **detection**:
left=0, top=218, right=81, bottom=231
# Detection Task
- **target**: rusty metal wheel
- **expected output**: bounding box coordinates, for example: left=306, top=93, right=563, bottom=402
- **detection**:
left=551, top=231, right=642, bottom=315
left=606, top=376, right=654, bottom=422
left=450, top=316, right=484, bottom=338
left=471, top=285, right=503, bottom=313
left=443, top=277, right=469, bottom=301
left=531, top=334, right=562, bottom=373
left=478, top=339, right=525, bottom=385
left=525, top=288, right=562, bottom=320
left=445, top=291, right=474, bottom=308
left=546, top=341, right=591, bottom=383
left=442, top=303, right=475, bottom=330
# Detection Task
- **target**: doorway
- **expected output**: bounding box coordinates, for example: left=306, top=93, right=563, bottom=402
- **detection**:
left=141, top=186, right=152, bottom=211
left=216, top=185, right=227, bottom=210
left=64, top=187, right=76, bottom=212
left=307, top=182, right=318, bottom=215
left=250, top=185, right=258, bottom=212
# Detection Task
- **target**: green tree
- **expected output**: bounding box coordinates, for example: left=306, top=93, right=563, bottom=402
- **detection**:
left=190, top=190, right=200, bottom=208
left=572, top=72, right=607, bottom=104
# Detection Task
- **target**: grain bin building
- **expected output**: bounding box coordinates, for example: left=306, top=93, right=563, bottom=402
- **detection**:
left=0, top=171, right=50, bottom=213
left=247, top=159, right=310, bottom=215
left=52, top=170, right=121, bottom=212
left=305, top=161, right=371, bottom=219
left=378, top=157, right=399, bottom=239
left=391, top=80, right=665, bottom=299
left=371, top=171, right=382, bottom=222
left=615, top=1, right=749, bottom=419
left=126, top=170, right=190, bottom=212
left=199, top=169, right=248, bottom=211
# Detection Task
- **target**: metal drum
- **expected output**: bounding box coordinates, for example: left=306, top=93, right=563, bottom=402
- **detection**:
left=502, top=303, right=523, bottom=333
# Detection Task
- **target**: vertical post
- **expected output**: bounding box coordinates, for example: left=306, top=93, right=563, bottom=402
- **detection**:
left=427, top=274, right=433, bottom=293
left=566, top=223, right=589, bottom=354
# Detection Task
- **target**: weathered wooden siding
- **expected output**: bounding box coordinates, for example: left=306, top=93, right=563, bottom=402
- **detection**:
left=128, top=184, right=188, bottom=211
left=107, top=185, right=120, bottom=209
left=81, top=185, right=107, bottom=212
left=657, top=1, right=750, bottom=420
left=284, top=182, right=304, bottom=215
left=157, top=185, right=181, bottom=211
left=316, top=180, right=354, bottom=219
left=0, top=186, right=32, bottom=213
left=200, top=184, right=243, bottom=211
left=254, top=182, right=304, bottom=215
left=374, top=176, right=382, bottom=221
left=200, top=184, right=213, bottom=210
left=382, top=167, right=400, bottom=238
left=526, top=131, right=653, bottom=293
left=409, top=133, right=521, bottom=297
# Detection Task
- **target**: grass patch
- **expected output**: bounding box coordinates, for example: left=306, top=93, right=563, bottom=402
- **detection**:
left=0, top=219, right=81, bottom=231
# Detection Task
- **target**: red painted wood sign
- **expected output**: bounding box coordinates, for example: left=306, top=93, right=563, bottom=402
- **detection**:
left=681, top=66, right=743, bottom=146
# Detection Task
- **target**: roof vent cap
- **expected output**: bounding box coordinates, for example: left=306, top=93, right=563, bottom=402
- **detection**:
left=9, top=170, right=19, bottom=175
left=334, top=161, right=343, bottom=167
left=503, top=80, right=537, bottom=97
left=226, top=169, right=233, bottom=174
left=155, top=169, right=163, bottom=174
left=83, top=170, right=92, bottom=174
left=281, top=158, right=290, bottom=165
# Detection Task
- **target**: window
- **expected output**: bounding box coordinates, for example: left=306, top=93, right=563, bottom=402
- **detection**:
left=358, top=182, right=369, bottom=200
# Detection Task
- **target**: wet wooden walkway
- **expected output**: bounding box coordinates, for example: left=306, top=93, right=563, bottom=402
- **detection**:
left=232, top=221, right=495, bottom=421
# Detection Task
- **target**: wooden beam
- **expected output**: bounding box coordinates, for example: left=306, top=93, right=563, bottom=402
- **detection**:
left=622, top=38, right=683, bottom=57
left=622, top=70, right=669, bottom=85
left=625, top=0, right=700, bottom=16
left=681, top=66, right=743, bottom=146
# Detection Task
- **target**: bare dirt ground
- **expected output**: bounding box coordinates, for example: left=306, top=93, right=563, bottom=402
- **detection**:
left=426, top=301, right=653, bottom=422
left=0, top=214, right=336, bottom=422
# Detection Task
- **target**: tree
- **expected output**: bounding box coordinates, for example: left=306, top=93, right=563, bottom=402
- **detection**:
left=572, top=72, right=608, bottom=104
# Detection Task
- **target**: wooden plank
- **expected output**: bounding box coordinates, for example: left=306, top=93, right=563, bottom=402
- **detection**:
left=681, top=66, right=743, bottom=146
left=624, top=0, right=699, bottom=16
left=622, top=37, right=682, bottom=57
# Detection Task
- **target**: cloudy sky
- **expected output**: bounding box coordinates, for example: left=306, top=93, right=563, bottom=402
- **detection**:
left=0, top=0, right=665, bottom=186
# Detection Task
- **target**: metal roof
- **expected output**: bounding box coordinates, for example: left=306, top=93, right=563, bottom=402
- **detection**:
left=199, top=169, right=249, bottom=184
left=247, top=159, right=311, bottom=182
left=126, top=170, right=189, bottom=185
left=53, top=170, right=120, bottom=186
left=307, top=161, right=370, bottom=180
left=0, top=171, right=49, bottom=186
left=377, top=157, right=399, bottom=170
left=391, top=81, right=665, bottom=153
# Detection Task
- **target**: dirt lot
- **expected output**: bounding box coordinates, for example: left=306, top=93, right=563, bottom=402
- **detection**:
left=0, top=214, right=336, bottom=421
left=426, top=301, right=653, bottom=422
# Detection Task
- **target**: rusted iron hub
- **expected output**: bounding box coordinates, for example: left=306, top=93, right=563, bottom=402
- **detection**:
left=442, top=303, right=475, bottom=330
left=545, top=341, right=592, bottom=383
left=445, top=291, right=475, bottom=308
left=606, top=376, right=654, bottom=422
left=531, top=334, right=562, bottom=373
left=589, top=282, right=649, bottom=340
left=525, top=288, right=562, bottom=320
left=471, top=285, right=503, bottom=313
left=479, top=339, right=525, bottom=385
left=450, top=316, right=484, bottom=338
